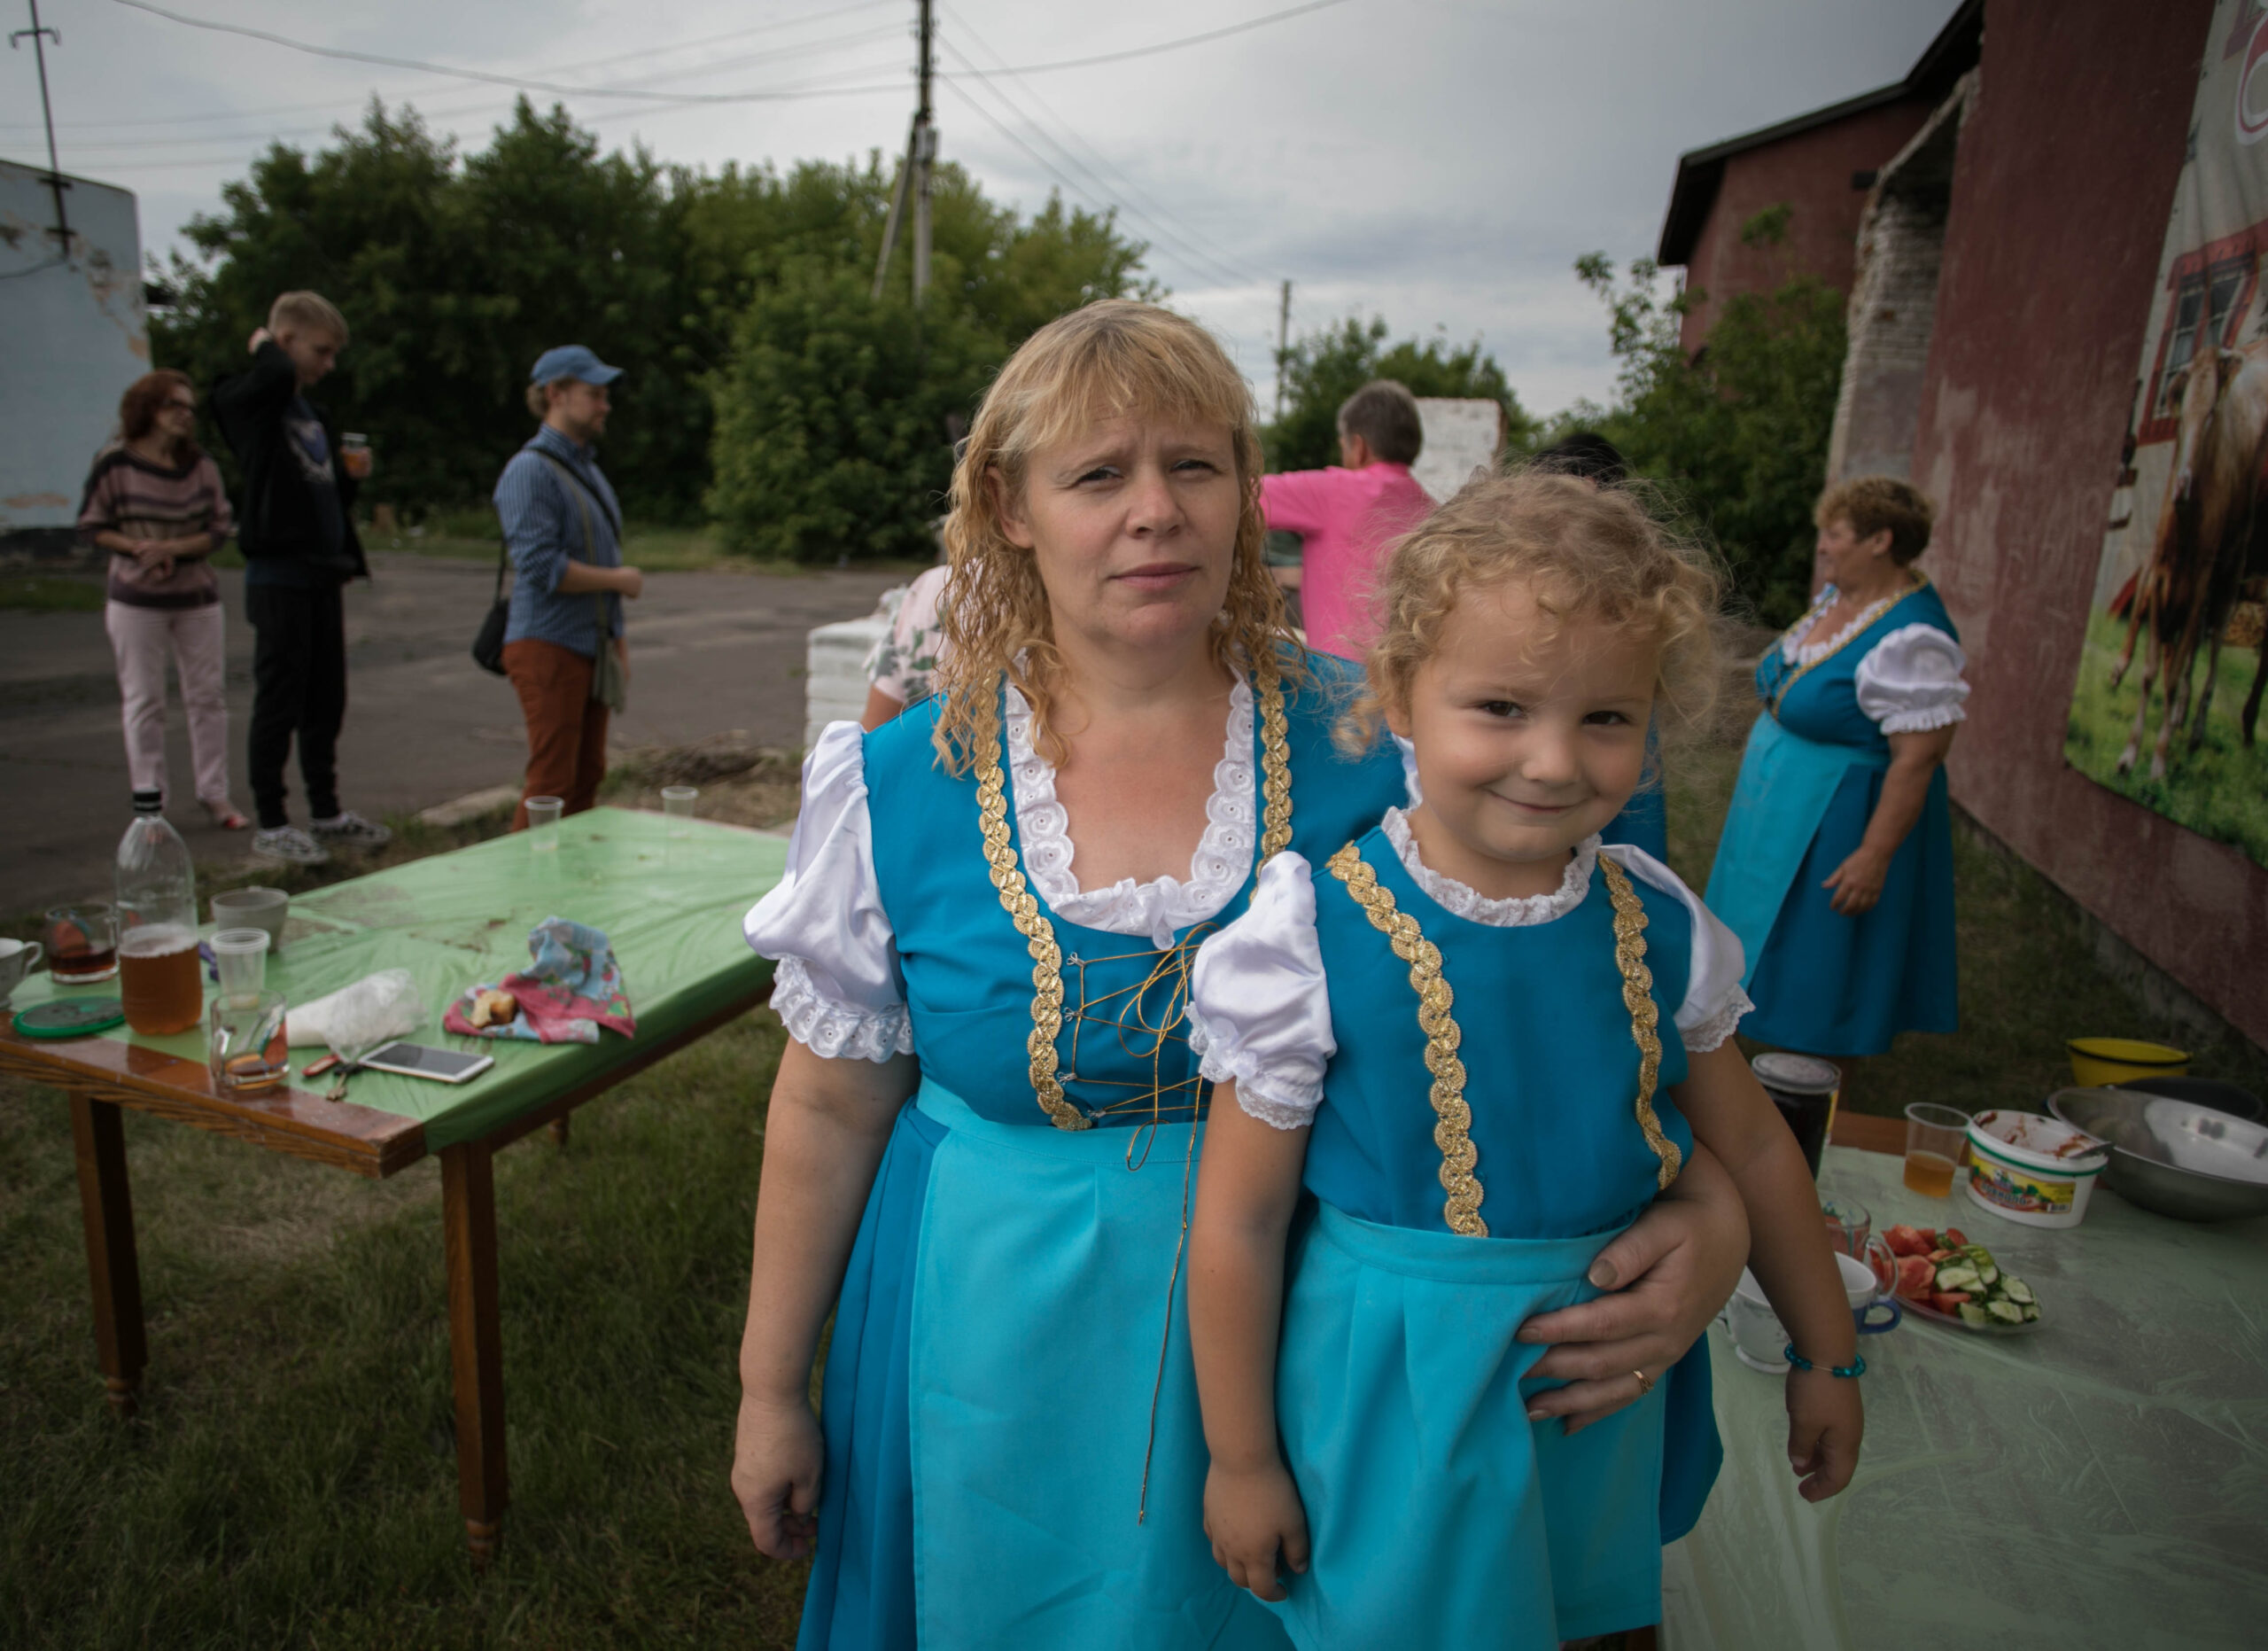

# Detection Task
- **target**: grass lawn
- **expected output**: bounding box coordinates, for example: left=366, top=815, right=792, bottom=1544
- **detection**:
left=4, top=718, right=2264, bottom=1647
left=0, top=572, right=105, bottom=613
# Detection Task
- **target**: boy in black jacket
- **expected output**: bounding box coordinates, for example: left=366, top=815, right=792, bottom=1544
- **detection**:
left=210, top=291, right=390, bottom=866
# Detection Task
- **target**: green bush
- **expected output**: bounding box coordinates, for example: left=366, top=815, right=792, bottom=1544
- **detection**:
left=1265, top=317, right=1535, bottom=474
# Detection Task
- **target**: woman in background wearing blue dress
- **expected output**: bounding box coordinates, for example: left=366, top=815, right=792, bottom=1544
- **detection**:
left=1706, top=477, right=1967, bottom=1066
left=729, top=301, right=1753, bottom=1651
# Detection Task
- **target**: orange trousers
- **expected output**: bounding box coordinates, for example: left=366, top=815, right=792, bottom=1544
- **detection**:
left=501, top=638, right=610, bottom=829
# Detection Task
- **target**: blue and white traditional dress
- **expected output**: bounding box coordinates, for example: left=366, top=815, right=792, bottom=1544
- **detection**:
left=746, top=658, right=1408, bottom=1651
left=1184, top=812, right=1750, bottom=1648
left=1705, top=578, right=1969, bottom=1057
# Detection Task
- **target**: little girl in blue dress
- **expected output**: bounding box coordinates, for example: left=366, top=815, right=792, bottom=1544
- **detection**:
left=1184, top=470, right=1865, bottom=1648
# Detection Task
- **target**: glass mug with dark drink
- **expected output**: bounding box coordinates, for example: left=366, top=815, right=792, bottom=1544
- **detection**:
left=44, top=904, right=120, bottom=984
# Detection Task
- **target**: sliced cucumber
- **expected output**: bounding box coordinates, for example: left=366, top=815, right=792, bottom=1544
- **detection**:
left=1986, top=1299, right=2025, bottom=1324
left=1936, top=1265, right=1982, bottom=1291
left=1957, top=1303, right=1992, bottom=1328
left=2001, top=1278, right=2035, bottom=1306
left=2021, top=1303, right=2041, bottom=1322
left=1976, top=1263, right=2000, bottom=1287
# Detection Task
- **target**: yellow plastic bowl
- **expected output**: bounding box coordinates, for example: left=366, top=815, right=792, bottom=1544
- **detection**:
left=2067, top=1037, right=2190, bottom=1087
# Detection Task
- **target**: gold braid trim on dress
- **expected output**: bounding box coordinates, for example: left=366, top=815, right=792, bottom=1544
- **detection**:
left=975, top=660, right=1294, bottom=1130
left=1598, top=856, right=1682, bottom=1189
left=1324, top=844, right=1487, bottom=1236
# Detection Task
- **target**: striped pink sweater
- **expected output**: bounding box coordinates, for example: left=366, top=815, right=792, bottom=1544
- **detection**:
left=77, top=444, right=235, bottom=610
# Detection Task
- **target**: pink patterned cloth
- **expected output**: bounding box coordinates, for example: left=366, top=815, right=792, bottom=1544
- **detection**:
left=444, top=916, right=634, bottom=1044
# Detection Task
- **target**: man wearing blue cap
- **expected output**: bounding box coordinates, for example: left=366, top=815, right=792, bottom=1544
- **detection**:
left=493, top=346, right=643, bottom=829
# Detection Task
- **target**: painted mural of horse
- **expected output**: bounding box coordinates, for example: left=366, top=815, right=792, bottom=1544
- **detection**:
left=2109, top=337, right=2268, bottom=780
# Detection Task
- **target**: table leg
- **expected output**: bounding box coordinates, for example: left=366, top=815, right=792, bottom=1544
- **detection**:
left=69, top=1094, right=147, bottom=1417
left=441, top=1141, right=508, bottom=1567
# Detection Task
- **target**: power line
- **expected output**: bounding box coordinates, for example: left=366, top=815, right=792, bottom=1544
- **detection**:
left=946, top=0, right=1355, bottom=77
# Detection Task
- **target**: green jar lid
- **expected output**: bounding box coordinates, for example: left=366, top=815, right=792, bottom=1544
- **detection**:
left=14, top=997, right=127, bottom=1039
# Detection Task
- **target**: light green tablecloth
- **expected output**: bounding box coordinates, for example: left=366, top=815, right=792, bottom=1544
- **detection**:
left=1665, top=1144, right=2268, bottom=1650
left=14, top=808, right=783, bottom=1149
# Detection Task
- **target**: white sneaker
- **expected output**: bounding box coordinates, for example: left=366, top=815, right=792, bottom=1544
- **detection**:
left=252, top=825, right=330, bottom=866
left=311, top=810, right=393, bottom=849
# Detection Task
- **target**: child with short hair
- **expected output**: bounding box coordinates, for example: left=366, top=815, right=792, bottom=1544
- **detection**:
left=211, top=289, right=390, bottom=866
left=1260, top=378, right=1433, bottom=660
left=1186, top=469, right=1862, bottom=1647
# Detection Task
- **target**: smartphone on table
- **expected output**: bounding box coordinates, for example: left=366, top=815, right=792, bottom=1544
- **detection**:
left=355, top=1041, right=495, bottom=1084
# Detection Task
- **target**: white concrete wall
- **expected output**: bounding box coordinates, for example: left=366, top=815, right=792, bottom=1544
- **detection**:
left=1, top=161, right=148, bottom=533
left=1411, top=398, right=1505, bottom=502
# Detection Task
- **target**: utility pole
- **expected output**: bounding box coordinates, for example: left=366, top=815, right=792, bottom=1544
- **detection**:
left=11, top=0, right=68, bottom=250
left=911, top=0, right=936, bottom=307
left=1274, top=279, right=1293, bottom=420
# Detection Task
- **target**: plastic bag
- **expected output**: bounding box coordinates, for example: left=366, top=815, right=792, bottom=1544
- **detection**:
left=284, top=968, right=423, bottom=1059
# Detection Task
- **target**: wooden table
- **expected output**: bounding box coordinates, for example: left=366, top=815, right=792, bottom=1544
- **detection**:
left=2, top=808, right=782, bottom=1565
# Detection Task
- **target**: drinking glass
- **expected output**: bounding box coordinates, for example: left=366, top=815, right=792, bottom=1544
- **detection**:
left=526, top=796, right=563, bottom=851
left=208, top=989, right=290, bottom=1094
left=662, top=785, right=697, bottom=837
left=1904, top=1103, right=1971, bottom=1196
left=1821, top=1195, right=1871, bottom=1258
left=44, top=903, right=119, bottom=984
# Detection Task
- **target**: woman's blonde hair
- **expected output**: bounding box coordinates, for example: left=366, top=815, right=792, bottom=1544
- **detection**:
left=932, top=299, right=1297, bottom=772
left=1344, top=467, right=1725, bottom=756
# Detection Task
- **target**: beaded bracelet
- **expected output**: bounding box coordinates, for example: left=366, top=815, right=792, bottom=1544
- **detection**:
left=1783, top=1345, right=1866, bottom=1378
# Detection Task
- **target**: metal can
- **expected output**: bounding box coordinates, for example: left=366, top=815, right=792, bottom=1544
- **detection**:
left=1751, top=1051, right=1842, bottom=1179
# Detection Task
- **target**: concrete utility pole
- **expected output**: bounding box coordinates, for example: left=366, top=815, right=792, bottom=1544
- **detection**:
left=1274, top=279, right=1293, bottom=420
left=11, top=0, right=68, bottom=248
left=911, top=0, right=936, bottom=306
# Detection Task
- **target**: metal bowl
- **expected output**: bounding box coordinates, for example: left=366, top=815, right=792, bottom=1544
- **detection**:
left=2048, top=1087, right=2268, bottom=1223
left=2112, top=1075, right=2264, bottom=1124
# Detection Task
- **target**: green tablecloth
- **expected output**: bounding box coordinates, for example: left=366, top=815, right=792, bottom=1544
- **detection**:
left=1665, top=1144, right=2268, bottom=1650
left=14, top=808, right=784, bottom=1149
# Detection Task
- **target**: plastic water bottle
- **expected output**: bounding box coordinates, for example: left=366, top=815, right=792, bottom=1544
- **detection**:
left=116, top=789, right=202, bottom=1034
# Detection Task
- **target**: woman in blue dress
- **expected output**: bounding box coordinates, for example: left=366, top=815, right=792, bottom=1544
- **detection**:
left=1184, top=470, right=1863, bottom=1649
left=732, top=301, right=1754, bottom=1650
left=1706, top=476, right=1968, bottom=1060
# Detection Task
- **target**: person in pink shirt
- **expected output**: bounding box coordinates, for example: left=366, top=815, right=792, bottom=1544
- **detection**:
left=1260, top=379, right=1435, bottom=659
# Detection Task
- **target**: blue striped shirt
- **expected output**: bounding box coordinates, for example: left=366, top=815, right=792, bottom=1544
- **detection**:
left=493, top=424, right=625, bottom=657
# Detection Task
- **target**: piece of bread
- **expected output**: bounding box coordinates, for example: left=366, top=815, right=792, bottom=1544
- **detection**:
left=468, top=987, right=517, bottom=1029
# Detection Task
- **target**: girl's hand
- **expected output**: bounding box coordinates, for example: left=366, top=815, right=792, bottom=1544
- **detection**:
left=1518, top=1145, right=1747, bottom=1431
left=1785, top=1368, right=1863, bottom=1501
left=1822, top=845, right=1890, bottom=914
left=730, top=1388, right=824, bottom=1560
left=1203, top=1460, right=1310, bottom=1601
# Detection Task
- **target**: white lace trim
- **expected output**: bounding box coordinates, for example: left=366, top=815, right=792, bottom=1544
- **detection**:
left=1381, top=807, right=1601, bottom=926
left=1877, top=701, right=1968, bottom=735
left=769, top=956, right=913, bottom=1063
left=1006, top=679, right=1257, bottom=947
left=1782, top=583, right=1905, bottom=666
left=1187, top=1016, right=1320, bottom=1131
left=1681, top=986, right=1752, bottom=1054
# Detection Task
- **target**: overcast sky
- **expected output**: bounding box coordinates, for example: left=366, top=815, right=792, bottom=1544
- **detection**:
left=3, top=0, right=1960, bottom=416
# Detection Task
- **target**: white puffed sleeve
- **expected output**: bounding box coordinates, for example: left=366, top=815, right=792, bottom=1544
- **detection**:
left=1186, top=851, right=1336, bottom=1130
left=1596, top=843, right=1752, bottom=1054
left=1854, top=624, right=1969, bottom=734
left=742, top=720, right=912, bottom=1062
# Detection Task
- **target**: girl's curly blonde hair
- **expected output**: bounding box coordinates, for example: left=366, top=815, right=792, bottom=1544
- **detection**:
left=932, top=299, right=1298, bottom=773
left=1343, top=466, right=1725, bottom=755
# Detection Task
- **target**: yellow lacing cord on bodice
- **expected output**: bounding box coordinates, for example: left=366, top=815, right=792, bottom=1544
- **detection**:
left=1324, top=843, right=1682, bottom=1235
left=973, top=661, right=1294, bottom=1129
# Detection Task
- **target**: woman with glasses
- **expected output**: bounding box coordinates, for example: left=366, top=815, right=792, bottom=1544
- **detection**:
left=78, top=370, right=247, bottom=829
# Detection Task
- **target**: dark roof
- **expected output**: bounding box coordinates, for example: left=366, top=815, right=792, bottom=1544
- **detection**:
left=1656, top=0, right=1984, bottom=266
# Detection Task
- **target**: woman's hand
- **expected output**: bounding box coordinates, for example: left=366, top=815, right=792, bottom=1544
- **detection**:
left=1518, top=1144, right=1747, bottom=1431
left=731, top=1387, right=825, bottom=1560
left=1203, top=1459, right=1309, bottom=1601
left=1822, top=845, right=1890, bottom=914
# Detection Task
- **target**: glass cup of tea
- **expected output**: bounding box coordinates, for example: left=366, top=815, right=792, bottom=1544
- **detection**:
left=1904, top=1103, right=1972, bottom=1197
left=208, top=988, right=290, bottom=1094
left=526, top=795, right=563, bottom=851
left=44, top=903, right=120, bottom=984
left=120, top=922, right=203, bottom=1036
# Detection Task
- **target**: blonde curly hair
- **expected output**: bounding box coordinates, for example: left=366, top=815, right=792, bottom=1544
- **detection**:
left=932, top=300, right=1298, bottom=772
left=1343, top=467, right=1725, bottom=756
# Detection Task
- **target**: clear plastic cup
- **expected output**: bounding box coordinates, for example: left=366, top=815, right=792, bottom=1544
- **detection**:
left=662, top=785, right=697, bottom=837
left=1904, top=1102, right=1971, bottom=1196
left=526, top=796, right=563, bottom=850
left=210, top=927, right=270, bottom=1006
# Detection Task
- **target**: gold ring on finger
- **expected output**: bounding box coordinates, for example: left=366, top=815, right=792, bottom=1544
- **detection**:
left=1633, top=1367, right=1657, bottom=1396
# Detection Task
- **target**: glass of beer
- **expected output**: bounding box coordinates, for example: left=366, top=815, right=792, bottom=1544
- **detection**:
left=340, top=432, right=372, bottom=479
left=1903, top=1102, right=1971, bottom=1197
left=119, top=922, right=203, bottom=1035
left=45, top=903, right=120, bottom=984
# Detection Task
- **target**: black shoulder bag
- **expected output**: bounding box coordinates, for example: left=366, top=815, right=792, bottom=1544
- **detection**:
left=471, top=530, right=510, bottom=675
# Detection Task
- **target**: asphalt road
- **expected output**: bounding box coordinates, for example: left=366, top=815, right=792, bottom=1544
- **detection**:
left=0, top=555, right=899, bottom=921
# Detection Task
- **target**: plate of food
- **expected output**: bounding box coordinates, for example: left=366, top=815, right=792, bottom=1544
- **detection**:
left=1883, top=1225, right=2045, bottom=1335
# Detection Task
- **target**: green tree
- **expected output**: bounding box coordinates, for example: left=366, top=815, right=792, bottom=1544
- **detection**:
left=1265, top=316, right=1535, bottom=473
left=1557, top=207, right=1847, bottom=625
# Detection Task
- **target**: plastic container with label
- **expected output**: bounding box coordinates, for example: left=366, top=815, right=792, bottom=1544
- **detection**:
left=1964, top=1109, right=2109, bottom=1229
